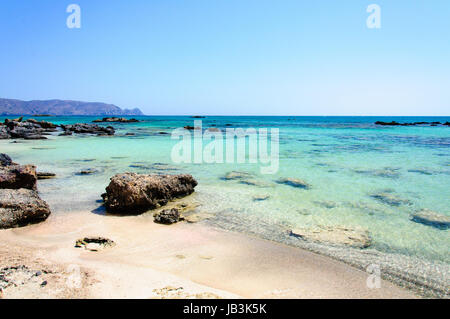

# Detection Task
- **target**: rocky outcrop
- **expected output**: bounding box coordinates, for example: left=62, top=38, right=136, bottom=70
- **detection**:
left=0, top=164, right=37, bottom=190
left=93, top=117, right=139, bottom=123
left=154, top=208, right=184, bottom=224
left=411, top=209, right=450, bottom=230
left=0, top=118, right=60, bottom=140
left=102, top=173, right=198, bottom=214
left=61, top=123, right=115, bottom=136
left=290, top=226, right=372, bottom=248
left=276, top=177, right=311, bottom=189
left=0, top=155, right=51, bottom=229
left=0, top=189, right=51, bottom=229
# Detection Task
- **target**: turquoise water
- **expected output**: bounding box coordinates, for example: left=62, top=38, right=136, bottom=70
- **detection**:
left=1, top=116, right=449, bottom=266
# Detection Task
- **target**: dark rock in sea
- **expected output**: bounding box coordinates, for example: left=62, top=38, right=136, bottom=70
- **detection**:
left=58, top=131, right=73, bottom=136
left=154, top=208, right=184, bottom=225
left=190, top=116, right=205, bottom=119
left=61, top=123, right=115, bottom=136
left=375, top=121, right=447, bottom=127
left=37, top=172, right=56, bottom=180
left=0, top=164, right=37, bottom=190
left=102, top=173, right=198, bottom=214
left=370, top=192, right=412, bottom=207
left=76, top=169, right=98, bottom=176
left=410, top=209, right=450, bottom=230
left=93, top=117, right=139, bottom=123
left=444, top=122, right=450, bottom=126
left=125, top=132, right=135, bottom=136
left=0, top=154, right=14, bottom=167
left=0, top=188, right=51, bottom=229
left=184, top=126, right=195, bottom=130
left=276, top=177, right=311, bottom=189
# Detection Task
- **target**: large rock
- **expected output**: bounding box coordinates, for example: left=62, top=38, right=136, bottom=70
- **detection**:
left=0, top=164, right=37, bottom=190
left=290, top=226, right=372, bottom=248
left=0, top=118, right=56, bottom=140
left=61, top=123, right=115, bottom=136
left=102, top=173, right=198, bottom=214
left=411, top=209, right=450, bottom=230
left=0, top=189, right=51, bottom=229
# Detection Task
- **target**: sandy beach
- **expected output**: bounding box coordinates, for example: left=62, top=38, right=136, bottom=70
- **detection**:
left=0, top=207, right=418, bottom=299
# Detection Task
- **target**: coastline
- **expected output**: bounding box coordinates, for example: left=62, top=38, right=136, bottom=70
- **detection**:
left=0, top=209, right=417, bottom=299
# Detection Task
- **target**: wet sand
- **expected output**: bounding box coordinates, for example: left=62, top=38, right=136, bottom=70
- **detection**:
left=0, top=210, right=417, bottom=299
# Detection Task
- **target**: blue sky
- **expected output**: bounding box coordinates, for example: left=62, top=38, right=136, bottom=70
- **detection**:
left=0, top=0, right=449, bottom=115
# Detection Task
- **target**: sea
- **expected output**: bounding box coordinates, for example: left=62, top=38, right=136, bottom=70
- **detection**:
left=1, top=115, right=449, bottom=296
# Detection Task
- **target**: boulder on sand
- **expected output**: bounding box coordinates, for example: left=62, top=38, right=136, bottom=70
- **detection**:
left=154, top=208, right=184, bottom=225
left=0, top=189, right=51, bottom=229
left=102, top=173, right=198, bottom=214
left=0, top=164, right=37, bottom=190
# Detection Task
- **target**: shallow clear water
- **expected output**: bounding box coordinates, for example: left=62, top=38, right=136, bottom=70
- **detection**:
left=1, top=116, right=449, bottom=265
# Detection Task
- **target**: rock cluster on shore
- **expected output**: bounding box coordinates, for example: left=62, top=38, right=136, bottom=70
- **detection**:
left=0, top=117, right=57, bottom=140
left=0, top=117, right=117, bottom=139
left=102, top=173, right=198, bottom=214
left=0, top=154, right=51, bottom=229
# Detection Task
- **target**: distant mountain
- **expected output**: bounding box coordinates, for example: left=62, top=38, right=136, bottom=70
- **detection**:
left=0, top=98, right=144, bottom=116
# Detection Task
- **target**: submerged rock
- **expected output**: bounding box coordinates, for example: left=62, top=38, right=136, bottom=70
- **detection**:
left=154, top=208, right=184, bottom=225
left=0, top=189, right=51, bottom=229
left=290, top=226, right=372, bottom=248
left=276, top=177, right=311, bottom=189
left=252, top=194, right=270, bottom=201
left=102, top=173, right=198, bottom=214
left=222, top=171, right=253, bottom=181
left=411, top=209, right=450, bottom=230
left=370, top=192, right=412, bottom=207
left=0, top=164, right=37, bottom=190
